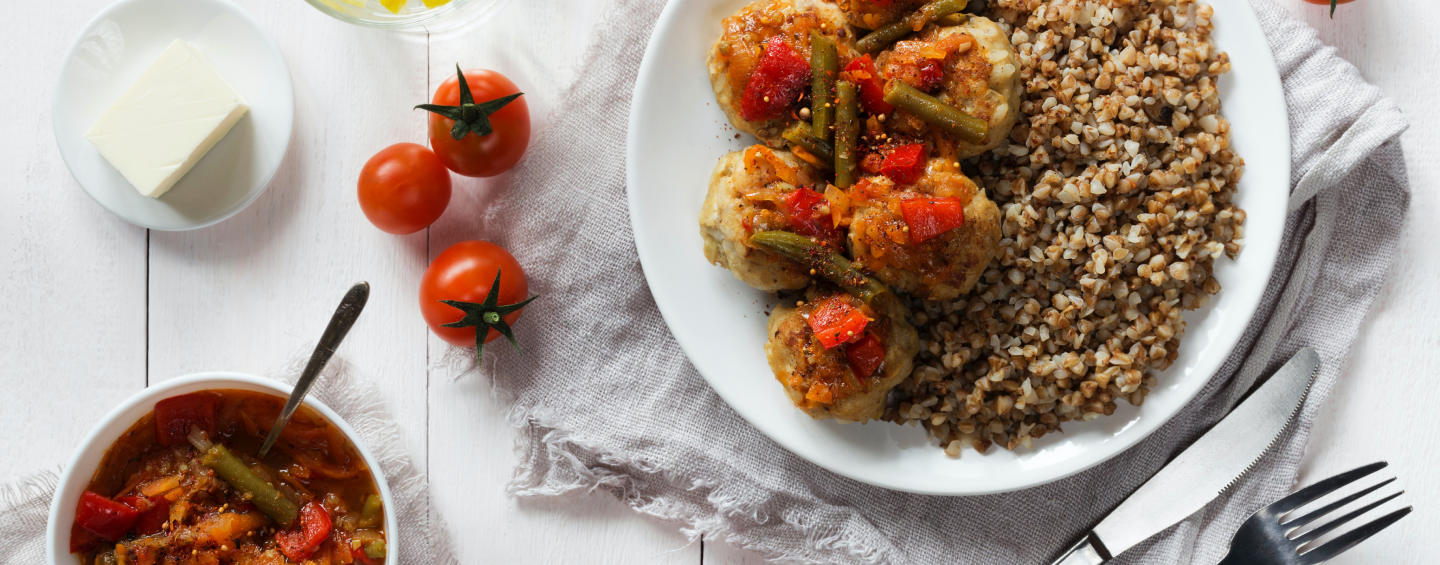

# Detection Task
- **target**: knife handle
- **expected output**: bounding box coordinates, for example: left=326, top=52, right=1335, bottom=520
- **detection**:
left=1048, top=533, right=1110, bottom=565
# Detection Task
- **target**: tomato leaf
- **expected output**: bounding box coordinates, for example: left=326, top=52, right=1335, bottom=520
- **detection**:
left=439, top=268, right=539, bottom=364
left=416, top=65, right=525, bottom=141
left=413, top=104, right=462, bottom=121
left=1330, top=0, right=1337, bottom=17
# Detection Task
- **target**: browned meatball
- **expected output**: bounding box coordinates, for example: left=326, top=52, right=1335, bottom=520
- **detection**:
left=837, top=0, right=929, bottom=30
left=766, top=286, right=919, bottom=422
left=846, top=160, right=1001, bottom=300
left=877, top=17, right=1020, bottom=159
left=708, top=0, right=858, bottom=147
left=699, top=146, right=830, bottom=291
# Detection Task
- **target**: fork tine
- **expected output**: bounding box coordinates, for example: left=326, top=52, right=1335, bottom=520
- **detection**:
left=1291, top=491, right=1403, bottom=545
left=1300, top=507, right=1412, bottom=565
left=1283, top=478, right=1396, bottom=529
left=1270, top=462, right=1388, bottom=515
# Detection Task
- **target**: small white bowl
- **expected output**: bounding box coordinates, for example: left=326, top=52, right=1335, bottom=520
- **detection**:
left=53, top=0, right=295, bottom=231
left=45, top=372, right=399, bottom=565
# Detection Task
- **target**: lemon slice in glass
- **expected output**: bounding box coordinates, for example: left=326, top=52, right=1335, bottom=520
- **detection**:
left=380, top=0, right=406, bottom=13
left=421, top=0, right=452, bottom=7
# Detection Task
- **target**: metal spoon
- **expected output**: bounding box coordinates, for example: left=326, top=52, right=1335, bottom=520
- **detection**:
left=257, top=281, right=370, bottom=459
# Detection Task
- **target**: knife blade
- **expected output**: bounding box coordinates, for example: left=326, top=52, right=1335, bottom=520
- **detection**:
left=1050, top=347, right=1320, bottom=565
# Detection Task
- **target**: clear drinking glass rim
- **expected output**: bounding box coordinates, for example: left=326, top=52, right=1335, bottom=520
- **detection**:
left=300, top=0, right=487, bottom=29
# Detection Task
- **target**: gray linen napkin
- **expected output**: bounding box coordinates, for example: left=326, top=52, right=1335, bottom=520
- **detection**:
left=0, top=358, right=458, bottom=564
left=468, top=0, right=1411, bottom=564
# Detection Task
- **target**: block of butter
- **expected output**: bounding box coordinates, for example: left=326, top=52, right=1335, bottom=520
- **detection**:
left=86, top=40, right=249, bottom=199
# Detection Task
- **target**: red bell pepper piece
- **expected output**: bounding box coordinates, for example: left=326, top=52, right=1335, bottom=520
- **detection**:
left=74, top=491, right=140, bottom=542
left=843, top=55, right=893, bottom=115
left=331, top=530, right=381, bottom=565
left=277, top=501, right=333, bottom=562
left=117, top=495, right=171, bottom=536
left=845, top=334, right=887, bottom=380
left=900, top=197, right=966, bottom=243
left=879, top=143, right=927, bottom=185
left=784, top=187, right=843, bottom=243
left=153, top=392, right=218, bottom=447
left=918, top=59, right=945, bottom=92
left=740, top=38, right=811, bottom=122
left=808, top=298, right=870, bottom=349
left=69, top=522, right=104, bottom=553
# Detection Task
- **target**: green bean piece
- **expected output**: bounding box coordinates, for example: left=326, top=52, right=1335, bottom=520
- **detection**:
left=749, top=231, right=889, bottom=303
left=199, top=444, right=299, bottom=527
left=782, top=123, right=835, bottom=166
left=833, top=81, right=861, bottom=188
left=809, top=31, right=839, bottom=140
left=364, top=540, right=388, bottom=559
left=935, top=12, right=969, bottom=27
left=355, top=493, right=384, bottom=528
left=856, top=0, right=968, bottom=54
left=882, top=81, right=988, bottom=144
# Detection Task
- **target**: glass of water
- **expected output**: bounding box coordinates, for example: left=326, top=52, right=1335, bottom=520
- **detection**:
left=302, top=0, right=511, bottom=31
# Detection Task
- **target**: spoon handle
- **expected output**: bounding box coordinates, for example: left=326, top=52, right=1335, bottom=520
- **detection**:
left=258, top=282, right=370, bottom=459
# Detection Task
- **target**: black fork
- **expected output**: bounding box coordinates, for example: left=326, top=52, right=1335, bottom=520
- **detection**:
left=1218, top=462, right=1412, bottom=564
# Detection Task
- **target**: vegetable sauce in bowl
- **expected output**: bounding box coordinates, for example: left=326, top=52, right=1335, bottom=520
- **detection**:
left=69, top=389, right=387, bottom=564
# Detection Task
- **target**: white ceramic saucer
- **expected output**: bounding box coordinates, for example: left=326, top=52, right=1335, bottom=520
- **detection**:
left=53, top=0, right=294, bottom=231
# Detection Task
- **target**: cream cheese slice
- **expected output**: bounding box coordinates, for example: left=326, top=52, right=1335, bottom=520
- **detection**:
left=86, top=40, right=250, bottom=199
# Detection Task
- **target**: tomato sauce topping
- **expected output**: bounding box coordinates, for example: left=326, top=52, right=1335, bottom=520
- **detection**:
left=807, top=295, right=870, bottom=349
left=784, top=187, right=844, bottom=245
left=849, top=170, right=979, bottom=291
left=842, top=55, right=894, bottom=115
left=782, top=291, right=894, bottom=409
left=844, top=334, right=887, bottom=380
left=900, top=197, right=966, bottom=242
left=741, top=38, right=812, bottom=122
left=879, top=143, right=927, bottom=185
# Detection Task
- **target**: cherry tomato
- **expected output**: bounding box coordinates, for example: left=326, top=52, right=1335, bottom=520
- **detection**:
left=427, top=69, right=531, bottom=178
left=420, top=241, right=531, bottom=348
left=358, top=143, right=452, bottom=235
left=1303, top=0, right=1356, bottom=16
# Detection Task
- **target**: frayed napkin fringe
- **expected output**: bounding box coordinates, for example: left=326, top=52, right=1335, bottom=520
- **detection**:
left=503, top=401, right=888, bottom=565
left=0, top=470, right=57, bottom=517
left=270, top=355, right=462, bottom=565
left=465, top=0, right=1415, bottom=562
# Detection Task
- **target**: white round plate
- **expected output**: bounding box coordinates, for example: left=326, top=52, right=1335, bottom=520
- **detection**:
left=627, top=0, right=1290, bottom=495
left=53, top=0, right=294, bottom=231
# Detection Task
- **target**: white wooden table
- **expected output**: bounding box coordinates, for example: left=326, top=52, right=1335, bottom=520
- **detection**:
left=1, top=0, right=1433, bottom=563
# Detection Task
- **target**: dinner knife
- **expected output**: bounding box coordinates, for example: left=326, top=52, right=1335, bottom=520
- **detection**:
left=1049, top=347, right=1320, bottom=565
